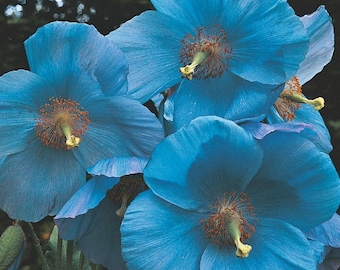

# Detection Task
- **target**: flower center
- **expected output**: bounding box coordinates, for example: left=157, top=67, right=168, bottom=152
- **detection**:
left=179, top=25, right=232, bottom=80
left=274, top=76, right=324, bottom=121
left=36, top=97, right=90, bottom=150
left=201, top=191, right=257, bottom=258
left=107, top=174, right=147, bottom=217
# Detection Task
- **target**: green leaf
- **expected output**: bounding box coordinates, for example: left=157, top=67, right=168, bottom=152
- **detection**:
left=0, top=224, right=25, bottom=270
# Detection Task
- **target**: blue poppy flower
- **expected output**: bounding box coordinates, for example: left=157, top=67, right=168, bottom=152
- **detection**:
left=55, top=170, right=148, bottom=270
left=121, top=116, right=340, bottom=269
left=267, top=6, right=334, bottom=153
left=107, top=0, right=308, bottom=123
left=0, top=21, right=164, bottom=222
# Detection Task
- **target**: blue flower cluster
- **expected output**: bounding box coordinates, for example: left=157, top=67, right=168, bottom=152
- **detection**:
left=0, top=0, right=339, bottom=269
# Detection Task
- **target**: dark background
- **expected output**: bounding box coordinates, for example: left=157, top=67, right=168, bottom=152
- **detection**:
left=0, top=0, right=339, bottom=269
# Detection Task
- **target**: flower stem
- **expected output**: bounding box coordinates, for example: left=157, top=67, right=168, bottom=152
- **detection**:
left=78, top=252, right=85, bottom=270
left=66, top=240, right=74, bottom=269
left=26, top=222, right=50, bottom=270
left=56, top=235, right=62, bottom=270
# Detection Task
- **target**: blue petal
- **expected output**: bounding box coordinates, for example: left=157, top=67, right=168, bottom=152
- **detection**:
left=73, top=96, right=164, bottom=169
left=296, top=6, right=334, bottom=85
left=249, top=132, right=340, bottom=231
left=266, top=103, right=332, bottom=153
left=144, top=116, right=262, bottom=211
left=25, top=21, right=128, bottom=96
left=294, top=104, right=332, bottom=153
left=170, top=74, right=283, bottom=129
left=55, top=176, right=119, bottom=219
left=87, top=156, right=149, bottom=177
left=220, top=0, right=308, bottom=84
left=200, top=218, right=315, bottom=269
left=0, top=70, right=43, bottom=155
left=121, top=190, right=208, bottom=270
left=55, top=197, right=125, bottom=269
left=306, top=213, right=340, bottom=248
left=151, top=0, right=227, bottom=27
left=0, top=138, right=86, bottom=222
left=241, top=121, right=311, bottom=139
left=107, top=11, right=188, bottom=102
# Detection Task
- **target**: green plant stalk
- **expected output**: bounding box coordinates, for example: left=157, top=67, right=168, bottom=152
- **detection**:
left=27, top=222, right=49, bottom=270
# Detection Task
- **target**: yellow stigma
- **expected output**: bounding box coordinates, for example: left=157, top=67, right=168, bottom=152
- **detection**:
left=61, top=122, right=81, bottom=149
left=65, top=135, right=81, bottom=149
left=280, top=92, right=325, bottom=111
left=227, top=216, right=252, bottom=258
left=180, top=51, right=210, bottom=80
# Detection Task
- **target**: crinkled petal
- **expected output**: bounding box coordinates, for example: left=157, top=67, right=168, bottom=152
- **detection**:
left=170, top=74, right=283, bottom=129
left=249, top=132, right=340, bottom=231
left=200, top=218, right=315, bottom=270
left=25, top=21, right=128, bottom=96
left=241, top=121, right=311, bottom=140
left=121, top=190, right=208, bottom=270
left=0, top=139, right=86, bottom=222
left=107, top=11, right=188, bottom=102
left=144, top=116, right=262, bottom=211
left=72, top=96, right=164, bottom=169
left=56, top=196, right=125, bottom=269
left=87, top=156, right=149, bottom=177
left=55, top=176, right=119, bottom=219
left=297, top=5, right=334, bottom=85
left=220, top=0, right=308, bottom=84
left=306, top=213, right=340, bottom=248
left=266, top=104, right=332, bottom=153
left=294, top=104, right=332, bottom=153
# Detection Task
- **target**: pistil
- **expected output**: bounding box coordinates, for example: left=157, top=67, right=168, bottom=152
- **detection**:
left=201, top=192, right=256, bottom=258
left=180, top=51, right=211, bottom=80
left=280, top=92, right=324, bottom=111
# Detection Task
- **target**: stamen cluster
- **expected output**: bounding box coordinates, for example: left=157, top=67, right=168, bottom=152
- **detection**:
left=179, top=25, right=232, bottom=79
left=274, top=76, right=302, bottom=121
left=200, top=191, right=257, bottom=246
left=35, top=97, right=90, bottom=150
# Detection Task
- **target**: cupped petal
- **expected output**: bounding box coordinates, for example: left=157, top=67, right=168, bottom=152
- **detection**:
left=0, top=138, right=86, bottom=222
left=221, top=0, right=308, bottom=84
left=107, top=11, right=188, bottom=102
left=25, top=21, right=128, bottom=96
left=306, top=213, right=340, bottom=248
left=297, top=5, right=334, bottom=85
left=55, top=196, right=125, bottom=269
left=170, top=73, right=283, bottom=130
left=249, top=131, right=340, bottom=231
left=144, top=116, right=263, bottom=211
left=72, top=96, right=164, bottom=169
left=87, top=156, right=149, bottom=177
left=121, top=190, right=208, bottom=270
left=200, top=218, right=315, bottom=270
left=55, top=175, right=119, bottom=219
